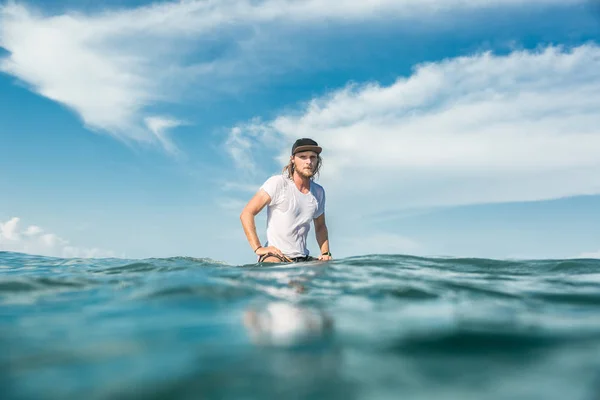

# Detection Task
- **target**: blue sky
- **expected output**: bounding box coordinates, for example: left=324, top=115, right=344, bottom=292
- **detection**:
left=1, top=0, right=600, bottom=264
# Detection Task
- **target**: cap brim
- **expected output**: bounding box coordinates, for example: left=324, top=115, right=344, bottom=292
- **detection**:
left=293, top=145, right=322, bottom=154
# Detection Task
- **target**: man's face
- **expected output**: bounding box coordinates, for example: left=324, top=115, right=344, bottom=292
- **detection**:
left=293, top=151, right=318, bottom=178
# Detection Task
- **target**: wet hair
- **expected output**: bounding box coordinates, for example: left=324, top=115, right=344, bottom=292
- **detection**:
left=283, top=153, right=322, bottom=180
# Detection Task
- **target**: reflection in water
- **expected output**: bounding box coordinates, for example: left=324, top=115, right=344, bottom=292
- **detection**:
left=244, top=302, right=334, bottom=346
left=240, top=301, right=354, bottom=400
left=237, top=267, right=353, bottom=398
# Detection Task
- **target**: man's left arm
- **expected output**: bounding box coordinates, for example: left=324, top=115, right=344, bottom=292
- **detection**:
left=314, top=213, right=332, bottom=261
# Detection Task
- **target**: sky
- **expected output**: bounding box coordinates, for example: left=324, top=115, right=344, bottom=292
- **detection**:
left=1, top=0, right=600, bottom=264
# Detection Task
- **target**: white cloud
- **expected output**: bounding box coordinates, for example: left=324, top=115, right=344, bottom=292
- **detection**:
left=575, top=251, right=600, bottom=259
left=226, top=127, right=255, bottom=171
left=0, top=217, right=19, bottom=240
left=0, top=217, right=115, bottom=258
left=229, top=44, right=600, bottom=212
left=145, top=117, right=184, bottom=156
left=23, top=225, right=43, bottom=236
left=0, top=0, right=582, bottom=153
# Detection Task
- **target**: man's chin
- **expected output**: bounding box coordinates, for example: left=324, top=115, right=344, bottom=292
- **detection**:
left=298, top=170, right=314, bottom=179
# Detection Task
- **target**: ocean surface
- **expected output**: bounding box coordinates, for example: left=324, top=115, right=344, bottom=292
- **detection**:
left=2, top=251, right=600, bottom=400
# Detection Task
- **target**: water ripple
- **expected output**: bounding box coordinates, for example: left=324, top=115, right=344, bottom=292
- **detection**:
left=1, top=251, right=600, bottom=400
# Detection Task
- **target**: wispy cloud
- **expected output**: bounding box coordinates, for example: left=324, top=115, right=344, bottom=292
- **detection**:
left=220, top=181, right=262, bottom=193
left=0, top=0, right=582, bottom=153
left=337, top=233, right=421, bottom=257
left=0, top=217, right=114, bottom=258
left=215, top=197, right=247, bottom=212
left=229, top=45, right=600, bottom=211
left=145, top=117, right=184, bottom=156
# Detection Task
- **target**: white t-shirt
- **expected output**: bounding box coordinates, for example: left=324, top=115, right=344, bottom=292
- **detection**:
left=260, top=175, right=326, bottom=258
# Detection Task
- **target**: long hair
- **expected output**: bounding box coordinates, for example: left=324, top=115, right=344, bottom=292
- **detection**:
left=283, top=154, right=323, bottom=180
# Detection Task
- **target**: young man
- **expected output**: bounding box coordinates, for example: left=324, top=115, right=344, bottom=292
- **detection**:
left=240, top=138, right=332, bottom=263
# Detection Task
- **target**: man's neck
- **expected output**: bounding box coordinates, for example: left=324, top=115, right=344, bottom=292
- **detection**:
left=293, top=171, right=311, bottom=193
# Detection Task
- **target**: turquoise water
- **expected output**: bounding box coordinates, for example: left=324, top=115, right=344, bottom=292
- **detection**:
left=2, top=251, right=600, bottom=400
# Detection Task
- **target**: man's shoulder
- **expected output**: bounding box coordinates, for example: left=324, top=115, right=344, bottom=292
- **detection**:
left=311, top=180, right=326, bottom=195
left=261, top=174, right=290, bottom=203
left=311, top=180, right=325, bottom=189
left=262, top=174, right=289, bottom=191
left=264, top=174, right=287, bottom=185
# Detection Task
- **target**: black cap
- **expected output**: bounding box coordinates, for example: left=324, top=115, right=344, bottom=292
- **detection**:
left=291, top=138, right=322, bottom=155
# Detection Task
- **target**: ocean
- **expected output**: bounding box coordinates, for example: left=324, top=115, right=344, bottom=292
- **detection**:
left=1, top=251, right=600, bottom=400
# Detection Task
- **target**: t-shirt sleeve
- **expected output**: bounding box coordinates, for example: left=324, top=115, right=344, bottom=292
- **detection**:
left=260, top=175, right=285, bottom=206
left=315, top=188, right=326, bottom=218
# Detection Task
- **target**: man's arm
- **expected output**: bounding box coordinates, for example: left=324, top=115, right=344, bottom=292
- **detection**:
left=314, top=213, right=332, bottom=260
left=240, top=190, right=287, bottom=259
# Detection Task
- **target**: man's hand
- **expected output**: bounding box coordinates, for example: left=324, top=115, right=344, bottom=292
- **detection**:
left=256, top=246, right=290, bottom=261
left=318, top=254, right=332, bottom=261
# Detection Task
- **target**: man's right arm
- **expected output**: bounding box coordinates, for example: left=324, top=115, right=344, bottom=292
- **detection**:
left=240, top=190, right=287, bottom=259
left=240, top=190, right=271, bottom=252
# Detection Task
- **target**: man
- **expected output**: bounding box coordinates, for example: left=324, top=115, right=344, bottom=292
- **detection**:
left=240, top=138, right=332, bottom=263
